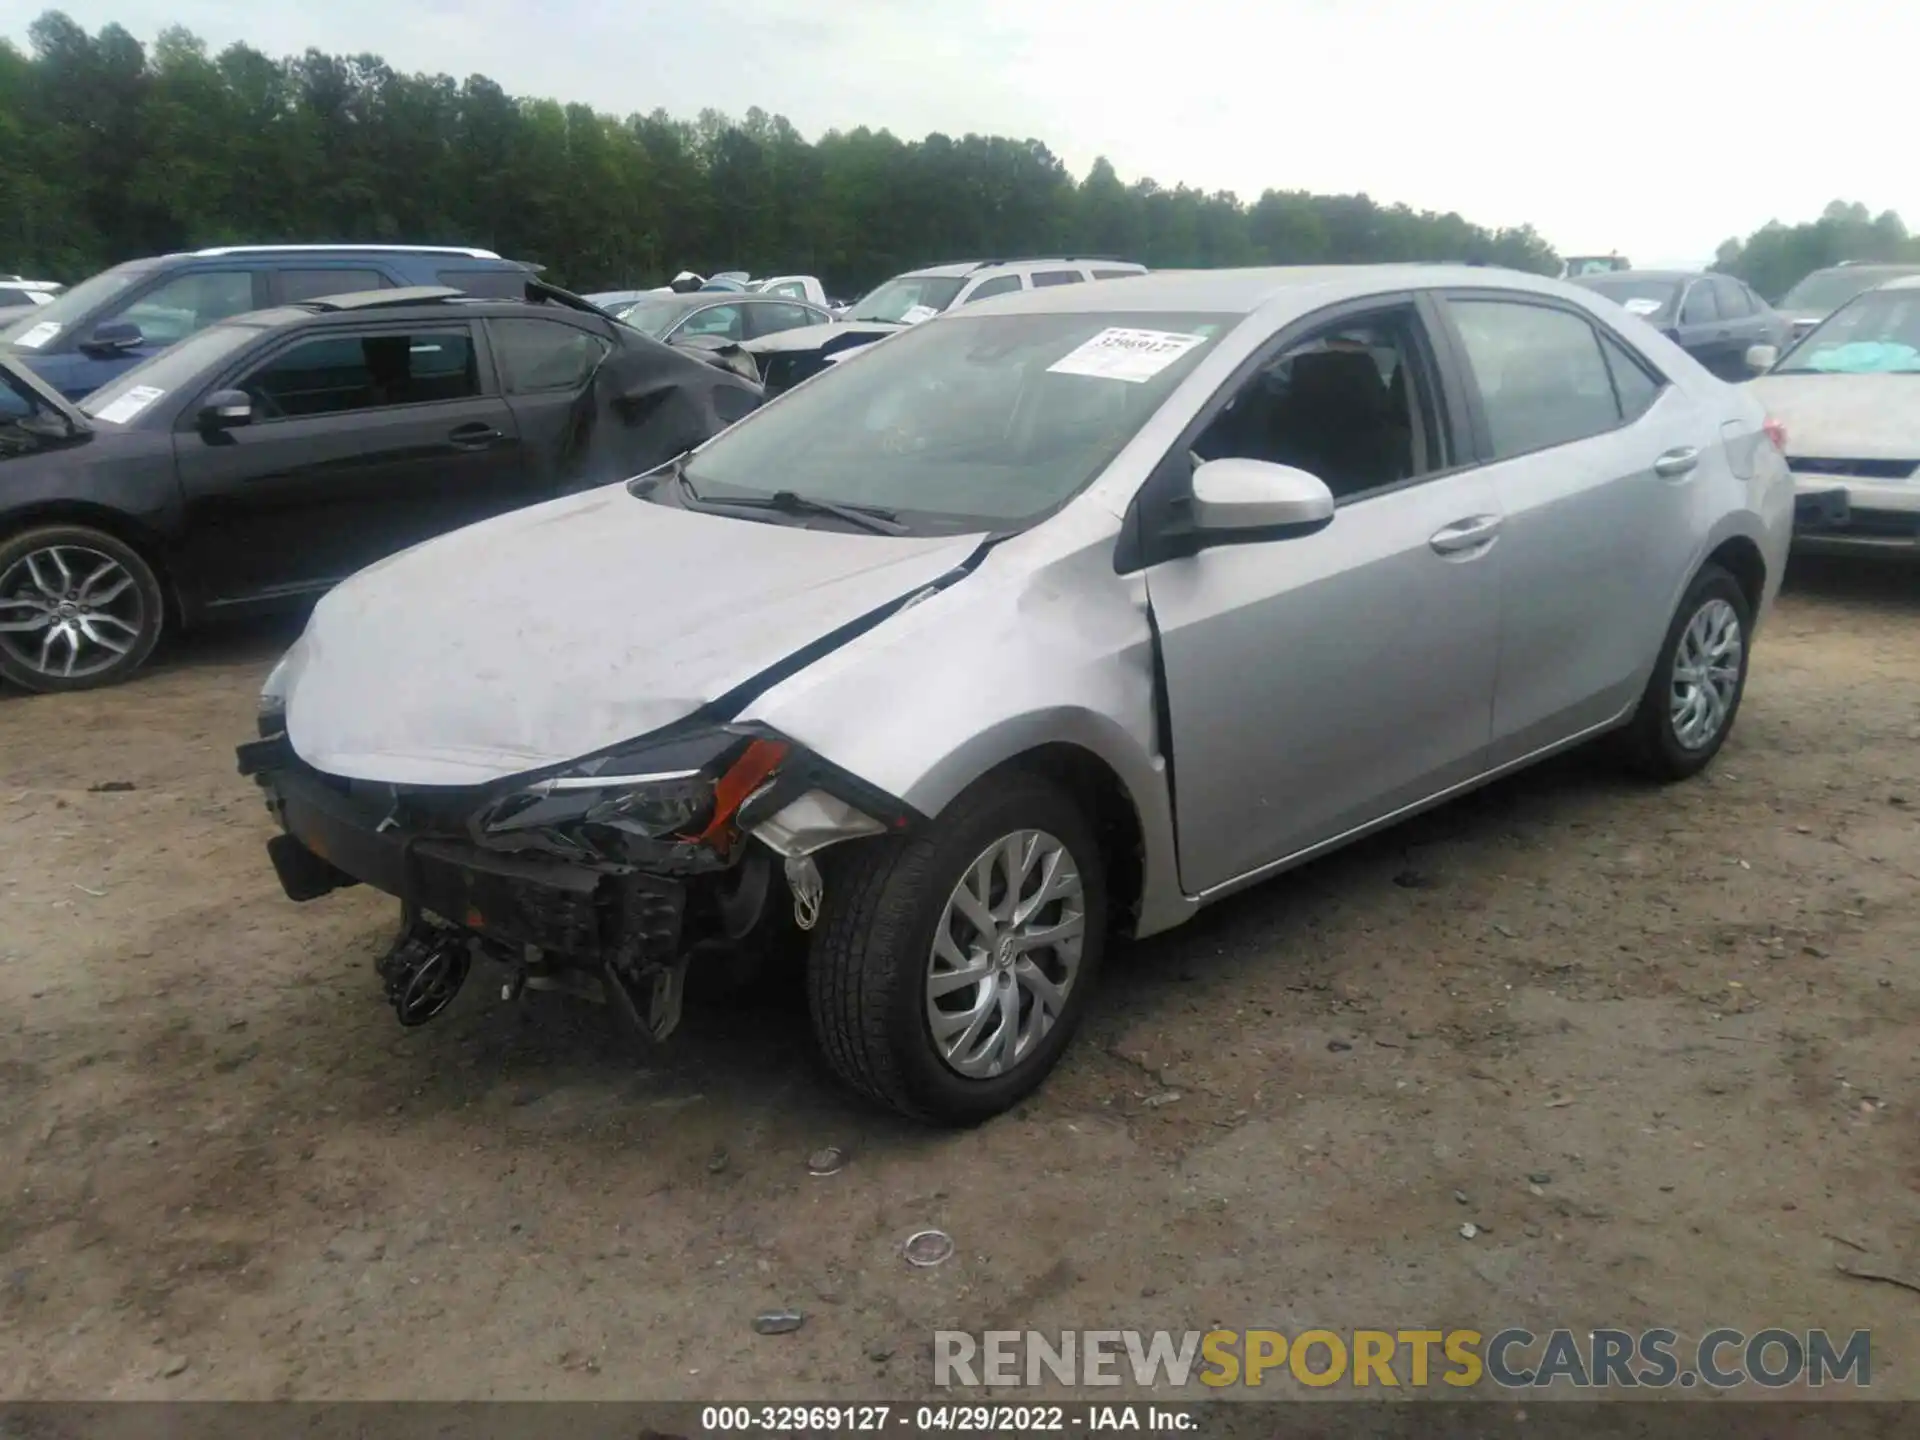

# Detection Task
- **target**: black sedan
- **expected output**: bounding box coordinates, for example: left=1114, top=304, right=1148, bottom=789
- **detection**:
left=1569, top=269, right=1791, bottom=380
left=0, top=283, right=762, bottom=692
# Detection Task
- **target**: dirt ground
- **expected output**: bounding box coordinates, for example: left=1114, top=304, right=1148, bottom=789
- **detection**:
left=1, top=554, right=1917, bottom=1403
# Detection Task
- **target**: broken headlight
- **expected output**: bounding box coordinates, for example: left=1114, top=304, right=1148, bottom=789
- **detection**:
left=469, top=727, right=790, bottom=863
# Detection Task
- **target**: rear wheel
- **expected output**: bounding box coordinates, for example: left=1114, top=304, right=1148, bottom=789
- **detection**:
left=1619, top=562, right=1752, bottom=781
left=806, top=771, right=1106, bottom=1124
left=0, top=525, right=164, bottom=693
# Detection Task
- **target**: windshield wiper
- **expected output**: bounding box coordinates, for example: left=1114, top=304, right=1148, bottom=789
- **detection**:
left=703, top=488, right=906, bottom=534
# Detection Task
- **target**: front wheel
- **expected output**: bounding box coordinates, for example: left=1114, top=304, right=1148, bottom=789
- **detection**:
left=0, top=525, right=165, bottom=693
left=1619, top=562, right=1752, bottom=781
left=806, top=771, right=1107, bottom=1125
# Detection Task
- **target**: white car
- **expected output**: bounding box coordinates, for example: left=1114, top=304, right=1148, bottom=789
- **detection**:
left=0, top=277, right=62, bottom=311
left=749, top=275, right=832, bottom=307
left=1748, top=274, right=1920, bottom=554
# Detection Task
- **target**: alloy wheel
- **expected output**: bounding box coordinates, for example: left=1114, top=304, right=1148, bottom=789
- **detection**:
left=925, top=828, right=1087, bottom=1080
left=0, top=544, right=148, bottom=682
left=1669, top=596, right=1743, bottom=750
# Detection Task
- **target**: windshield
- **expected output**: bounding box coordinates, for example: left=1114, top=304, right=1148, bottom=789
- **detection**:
left=1774, top=289, right=1920, bottom=374
left=1778, top=268, right=1920, bottom=315
left=0, top=262, right=152, bottom=348
left=670, top=310, right=1234, bottom=532
left=1574, top=276, right=1678, bottom=320
left=847, top=275, right=966, bottom=325
left=80, top=323, right=265, bottom=422
left=614, top=297, right=685, bottom=338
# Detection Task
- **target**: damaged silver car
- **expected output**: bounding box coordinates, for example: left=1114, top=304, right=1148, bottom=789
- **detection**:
left=240, top=266, right=1792, bottom=1124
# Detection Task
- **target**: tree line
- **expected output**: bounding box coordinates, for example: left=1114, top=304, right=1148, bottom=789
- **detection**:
left=4, top=12, right=1901, bottom=301
left=1713, top=201, right=1920, bottom=302
left=1, top=10, right=1566, bottom=294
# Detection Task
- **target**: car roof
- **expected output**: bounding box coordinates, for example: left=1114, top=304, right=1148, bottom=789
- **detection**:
left=212, top=290, right=620, bottom=333
left=1878, top=273, right=1920, bottom=292
left=954, top=263, right=1584, bottom=318
left=161, top=243, right=507, bottom=261
left=1572, top=269, right=1694, bottom=283
left=627, top=291, right=818, bottom=312
left=899, top=257, right=1146, bottom=279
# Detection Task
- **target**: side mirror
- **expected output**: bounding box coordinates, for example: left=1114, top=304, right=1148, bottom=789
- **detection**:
left=1745, top=343, right=1778, bottom=374
left=197, top=389, right=253, bottom=429
left=1190, top=458, right=1336, bottom=538
left=81, top=320, right=144, bottom=355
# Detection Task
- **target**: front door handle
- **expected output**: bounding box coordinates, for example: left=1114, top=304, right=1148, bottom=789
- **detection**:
left=448, top=423, right=503, bottom=450
left=1653, top=446, right=1700, bottom=478
left=1429, top=514, right=1502, bottom=556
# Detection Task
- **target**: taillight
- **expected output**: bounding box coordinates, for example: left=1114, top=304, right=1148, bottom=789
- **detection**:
left=1763, top=416, right=1787, bottom=453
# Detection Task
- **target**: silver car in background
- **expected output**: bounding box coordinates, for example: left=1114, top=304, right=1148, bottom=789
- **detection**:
left=1775, top=262, right=1920, bottom=344
left=242, top=265, right=1793, bottom=1125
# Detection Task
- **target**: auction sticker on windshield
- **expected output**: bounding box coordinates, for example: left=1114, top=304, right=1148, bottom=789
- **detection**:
left=1049, top=327, right=1206, bottom=383
left=1621, top=298, right=1662, bottom=316
left=91, top=385, right=166, bottom=425
left=13, top=321, right=60, bottom=349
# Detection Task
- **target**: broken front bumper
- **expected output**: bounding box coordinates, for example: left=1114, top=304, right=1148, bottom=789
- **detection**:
left=237, top=727, right=918, bottom=1035
left=255, top=754, right=673, bottom=960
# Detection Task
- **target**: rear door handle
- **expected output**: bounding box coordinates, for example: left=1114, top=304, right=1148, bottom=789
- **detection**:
left=1429, top=514, right=1502, bottom=556
left=448, top=423, right=503, bottom=449
left=1653, top=446, right=1700, bottom=478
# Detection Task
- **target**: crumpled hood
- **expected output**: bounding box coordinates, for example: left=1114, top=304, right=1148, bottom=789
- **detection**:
left=1748, top=374, right=1920, bottom=458
left=283, top=484, right=982, bottom=785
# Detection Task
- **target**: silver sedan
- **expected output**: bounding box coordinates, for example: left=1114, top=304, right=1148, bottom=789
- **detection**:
left=247, top=265, right=1794, bottom=1124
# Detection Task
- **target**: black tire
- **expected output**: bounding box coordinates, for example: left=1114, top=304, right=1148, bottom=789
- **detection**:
left=1618, top=562, right=1753, bottom=781
left=806, top=771, right=1107, bottom=1125
left=0, top=524, right=165, bottom=693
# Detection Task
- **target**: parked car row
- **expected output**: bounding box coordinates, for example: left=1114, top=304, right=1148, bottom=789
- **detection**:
left=2, top=245, right=539, bottom=399
left=0, top=277, right=762, bottom=692
left=1568, top=268, right=1791, bottom=380
left=741, top=256, right=1150, bottom=393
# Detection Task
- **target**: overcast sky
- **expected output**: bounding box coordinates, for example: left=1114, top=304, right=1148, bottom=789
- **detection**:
left=11, top=0, right=1909, bottom=266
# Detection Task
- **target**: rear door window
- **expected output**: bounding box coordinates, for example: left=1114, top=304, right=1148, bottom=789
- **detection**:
left=1680, top=282, right=1720, bottom=325
left=488, top=317, right=612, bottom=393
left=276, top=269, right=390, bottom=304
left=1031, top=270, right=1085, bottom=288
left=1445, top=298, right=1624, bottom=459
left=962, top=275, right=1023, bottom=304
left=1092, top=269, right=1141, bottom=281
left=675, top=304, right=744, bottom=341
left=1713, top=277, right=1752, bottom=317
left=1598, top=331, right=1665, bottom=421
left=745, top=302, right=826, bottom=339
left=437, top=268, right=529, bottom=299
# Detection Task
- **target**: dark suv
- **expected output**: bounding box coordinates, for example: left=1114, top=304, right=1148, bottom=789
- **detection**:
left=1, top=245, right=538, bottom=399
left=0, top=284, right=761, bottom=692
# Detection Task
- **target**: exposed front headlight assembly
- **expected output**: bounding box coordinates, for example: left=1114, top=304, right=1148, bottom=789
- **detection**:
left=470, top=727, right=792, bottom=866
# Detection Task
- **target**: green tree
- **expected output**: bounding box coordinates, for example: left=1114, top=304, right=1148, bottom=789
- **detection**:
left=0, top=9, right=1562, bottom=292
left=1713, top=200, right=1920, bottom=301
